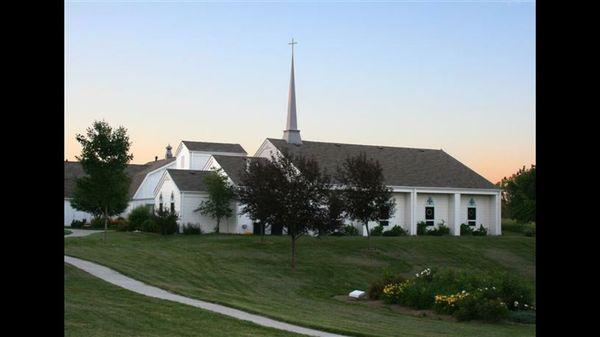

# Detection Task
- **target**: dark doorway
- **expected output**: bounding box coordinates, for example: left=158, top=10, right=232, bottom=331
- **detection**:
left=271, top=223, right=283, bottom=235
left=253, top=222, right=263, bottom=235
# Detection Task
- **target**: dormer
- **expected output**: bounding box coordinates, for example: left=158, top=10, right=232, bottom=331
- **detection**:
left=174, top=140, right=247, bottom=170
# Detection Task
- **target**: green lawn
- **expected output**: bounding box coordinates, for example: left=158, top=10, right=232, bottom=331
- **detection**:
left=65, top=233, right=535, bottom=337
left=65, top=263, right=303, bottom=337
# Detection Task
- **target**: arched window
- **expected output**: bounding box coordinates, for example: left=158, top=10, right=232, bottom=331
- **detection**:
left=425, top=196, right=435, bottom=227
left=159, top=193, right=163, bottom=212
left=467, top=198, right=476, bottom=226
left=170, top=192, right=175, bottom=213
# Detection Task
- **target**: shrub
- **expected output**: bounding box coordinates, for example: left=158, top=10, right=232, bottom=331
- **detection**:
left=454, top=295, right=508, bottom=322
left=523, top=223, right=536, bottom=237
left=153, top=208, right=179, bottom=235
left=460, top=223, right=473, bottom=235
left=128, top=206, right=152, bottom=231
left=90, top=216, right=106, bottom=229
left=182, top=224, right=202, bottom=235
left=495, top=274, right=534, bottom=311
left=382, top=280, right=413, bottom=304
left=141, top=218, right=159, bottom=233
left=368, top=274, right=406, bottom=300
left=472, top=225, right=488, bottom=236
left=427, top=224, right=450, bottom=236
left=343, top=225, right=359, bottom=236
left=70, top=219, right=87, bottom=229
left=370, top=225, right=384, bottom=236
left=417, top=221, right=428, bottom=235
left=382, top=225, right=407, bottom=236
left=64, top=229, right=72, bottom=235
left=110, top=217, right=128, bottom=231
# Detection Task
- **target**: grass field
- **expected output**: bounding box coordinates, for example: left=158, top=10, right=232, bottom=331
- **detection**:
left=65, top=233, right=535, bottom=337
left=65, top=263, right=303, bottom=337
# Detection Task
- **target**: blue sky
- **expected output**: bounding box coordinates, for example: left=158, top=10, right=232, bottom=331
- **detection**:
left=65, top=1, right=535, bottom=183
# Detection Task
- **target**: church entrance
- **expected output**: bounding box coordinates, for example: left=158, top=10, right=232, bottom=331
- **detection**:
left=271, top=223, right=283, bottom=235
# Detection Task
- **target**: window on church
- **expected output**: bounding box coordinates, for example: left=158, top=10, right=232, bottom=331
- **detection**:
left=425, top=206, right=435, bottom=227
left=379, top=220, right=389, bottom=227
left=170, top=192, right=174, bottom=213
left=159, top=193, right=163, bottom=212
left=467, top=198, right=476, bottom=226
left=467, top=207, right=476, bottom=226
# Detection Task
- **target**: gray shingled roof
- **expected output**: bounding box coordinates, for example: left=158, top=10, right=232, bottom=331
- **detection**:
left=182, top=141, right=247, bottom=154
left=210, top=155, right=268, bottom=185
left=267, top=138, right=497, bottom=189
left=166, top=169, right=213, bottom=192
left=64, top=158, right=175, bottom=198
left=128, top=158, right=176, bottom=197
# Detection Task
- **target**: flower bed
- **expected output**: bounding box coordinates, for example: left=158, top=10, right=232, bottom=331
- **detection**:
left=373, top=267, right=534, bottom=322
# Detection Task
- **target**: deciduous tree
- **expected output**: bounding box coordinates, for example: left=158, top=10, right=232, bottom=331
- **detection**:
left=336, top=153, right=395, bottom=249
left=71, top=120, right=133, bottom=241
left=498, top=165, right=536, bottom=223
left=196, top=169, right=235, bottom=233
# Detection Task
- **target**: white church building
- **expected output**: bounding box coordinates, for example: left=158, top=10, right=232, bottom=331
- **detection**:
left=64, top=42, right=501, bottom=236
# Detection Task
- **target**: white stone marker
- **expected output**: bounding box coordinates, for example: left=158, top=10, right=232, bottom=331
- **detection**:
left=348, top=290, right=366, bottom=299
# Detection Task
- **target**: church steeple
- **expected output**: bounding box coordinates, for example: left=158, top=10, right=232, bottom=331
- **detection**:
left=283, top=38, right=302, bottom=145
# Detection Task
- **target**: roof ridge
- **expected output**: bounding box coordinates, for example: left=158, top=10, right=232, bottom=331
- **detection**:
left=267, top=138, right=440, bottom=152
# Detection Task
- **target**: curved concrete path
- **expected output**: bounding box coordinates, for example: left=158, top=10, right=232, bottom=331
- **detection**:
left=64, top=255, right=348, bottom=337
left=64, top=229, right=104, bottom=238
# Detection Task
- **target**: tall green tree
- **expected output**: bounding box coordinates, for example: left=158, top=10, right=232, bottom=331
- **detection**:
left=237, top=158, right=279, bottom=242
left=239, top=152, right=329, bottom=270
left=71, top=120, right=133, bottom=240
left=336, top=153, right=395, bottom=249
left=498, top=165, right=536, bottom=223
left=195, top=169, right=236, bottom=233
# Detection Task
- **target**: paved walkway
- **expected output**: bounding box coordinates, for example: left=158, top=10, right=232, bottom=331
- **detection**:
left=64, top=229, right=104, bottom=237
left=64, top=255, right=348, bottom=337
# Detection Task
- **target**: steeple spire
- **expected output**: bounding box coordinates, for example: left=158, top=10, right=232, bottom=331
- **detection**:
left=283, top=38, right=302, bottom=145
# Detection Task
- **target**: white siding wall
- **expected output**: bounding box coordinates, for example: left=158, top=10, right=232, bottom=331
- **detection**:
left=133, top=162, right=176, bottom=200
left=179, top=192, right=236, bottom=233
left=417, top=194, right=451, bottom=227
left=255, top=139, right=281, bottom=159
left=154, top=175, right=182, bottom=217
left=64, top=199, right=94, bottom=226
left=176, top=145, right=191, bottom=169
left=190, top=152, right=214, bottom=170
left=460, top=194, right=492, bottom=230
left=387, top=192, right=408, bottom=231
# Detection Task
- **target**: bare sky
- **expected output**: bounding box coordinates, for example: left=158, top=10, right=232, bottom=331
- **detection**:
left=65, top=1, right=535, bottom=183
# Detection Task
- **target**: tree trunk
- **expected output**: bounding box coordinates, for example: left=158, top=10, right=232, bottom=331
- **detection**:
left=260, top=222, right=265, bottom=243
left=291, top=235, right=296, bottom=271
left=216, top=218, right=220, bottom=234
left=104, top=207, right=108, bottom=241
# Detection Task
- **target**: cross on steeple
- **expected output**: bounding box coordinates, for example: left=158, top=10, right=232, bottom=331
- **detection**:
left=288, top=38, right=298, bottom=57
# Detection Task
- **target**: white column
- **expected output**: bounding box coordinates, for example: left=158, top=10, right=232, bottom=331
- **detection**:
left=409, top=190, right=417, bottom=235
left=453, top=193, right=461, bottom=236
left=493, top=193, right=502, bottom=235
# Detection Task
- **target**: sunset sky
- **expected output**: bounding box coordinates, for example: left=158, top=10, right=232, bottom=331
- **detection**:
left=65, top=1, right=535, bottom=184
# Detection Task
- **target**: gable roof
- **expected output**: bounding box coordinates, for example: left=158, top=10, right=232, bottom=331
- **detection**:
left=266, top=138, right=497, bottom=190
left=166, top=169, right=213, bottom=192
left=128, top=157, right=177, bottom=198
left=64, top=158, right=175, bottom=198
left=181, top=141, right=247, bottom=154
left=210, top=155, right=268, bottom=185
